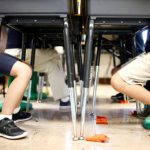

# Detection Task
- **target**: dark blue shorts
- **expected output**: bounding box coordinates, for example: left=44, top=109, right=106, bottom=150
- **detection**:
left=0, top=53, right=21, bottom=75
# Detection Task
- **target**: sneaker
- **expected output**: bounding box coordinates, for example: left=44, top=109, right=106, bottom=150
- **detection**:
left=0, top=118, right=28, bottom=139
left=111, top=93, right=133, bottom=103
left=111, top=93, right=124, bottom=102
left=12, top=110, right=32, bottom=123
left=137, top=108, right=150, bottom=119
left=59, top=100, right=71, bottom=110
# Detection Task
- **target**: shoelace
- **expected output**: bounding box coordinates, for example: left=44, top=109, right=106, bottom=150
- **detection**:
left=0, top=119, right=18, bottom=129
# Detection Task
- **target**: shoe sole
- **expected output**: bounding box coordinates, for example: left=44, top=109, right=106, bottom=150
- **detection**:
left=0, top=132, right=28, bottom=140
left=14, top=116, right=32, bottom=123
left=59, top=106, right=71, bottom=109
left=59, top=103, right=81, bottom=109
left=59, top=106, right=71, bottom=112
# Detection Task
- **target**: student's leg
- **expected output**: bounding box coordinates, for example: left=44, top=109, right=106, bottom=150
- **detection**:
left=111, top=73, right=150, bottom=105
left=4, top=50, right=32, bottom=122
left=26, top=48, right=69, bottom=101
left=2, top=61, right=32, bottom=115
left=8, top=48, right=69, bottom=100
left=47, top=60, right=69, bottom=100
left=0, top=53, right=32, bottom=139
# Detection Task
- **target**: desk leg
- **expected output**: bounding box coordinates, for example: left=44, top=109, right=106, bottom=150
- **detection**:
left=91, top=35, right=102, bottom=116
left=26, top=38, right=36, bottom=112
left=64, top=18, right=78, bottom=141
left=21, top=33, right=27, bottom=61
left=80, top=19, right=94, bottom=140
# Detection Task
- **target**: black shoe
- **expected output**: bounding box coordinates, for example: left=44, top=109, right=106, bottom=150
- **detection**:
left=22, top=96, right=27, bottom=100
left=0, top=118, right=28, bottom=139
left=59, top=100, right=71, bottom=110
left=111, top=93, right=133, bottom=103
left=12, top=110, right=32, bottom=123
left=137, top=108, right=150, bottom=119
left=111, top=93, right=124, bottom=102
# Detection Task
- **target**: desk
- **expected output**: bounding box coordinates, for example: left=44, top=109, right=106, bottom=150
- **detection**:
left=0, top=0, right=78, bottom=140
left=79, top=0, right=150, bottom=139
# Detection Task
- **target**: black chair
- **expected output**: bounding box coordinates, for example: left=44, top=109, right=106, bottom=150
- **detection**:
left=79, top=0, right=150, bottom=139
left=0, top=0, right=78, bottom=140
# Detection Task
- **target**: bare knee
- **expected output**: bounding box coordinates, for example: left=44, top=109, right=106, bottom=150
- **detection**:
left=25, top=64, right=32, bottom=78
left=11, top=61, right=32, bottom=80
left=111, top=73, right=127, bottom=91
left=19, top=63, right=32, bottom=79
left=111, top=73, right=118, bottom=88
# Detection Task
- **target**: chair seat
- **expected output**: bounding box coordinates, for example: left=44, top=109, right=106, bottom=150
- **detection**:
left=88, top=0, right=150, bottom=18
left=0, top=0, right=70, bottom=15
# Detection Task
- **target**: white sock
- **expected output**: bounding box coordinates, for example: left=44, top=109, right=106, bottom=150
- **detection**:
left=61, top=96, right=69, bottom=102
left=0, top=114, right=12, bottom=120
left=13, top=106, right=21, bottom=114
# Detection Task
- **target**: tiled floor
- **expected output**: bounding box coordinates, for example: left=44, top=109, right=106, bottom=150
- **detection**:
left=0, top=85, right=150, bottom=150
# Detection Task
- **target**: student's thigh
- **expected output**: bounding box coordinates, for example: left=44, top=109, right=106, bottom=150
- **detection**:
left=118, top=53, right=150, bottom=85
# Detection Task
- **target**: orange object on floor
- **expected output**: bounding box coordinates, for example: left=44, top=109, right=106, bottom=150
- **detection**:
left=119, top=100, right=129, bottom=104
left=96, top=116, right=108, bottom=124
left=86, top=134, right=109, bottom=143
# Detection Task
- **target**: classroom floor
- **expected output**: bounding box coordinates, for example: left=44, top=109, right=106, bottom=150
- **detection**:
left=0, top=84, right=150, bottom=150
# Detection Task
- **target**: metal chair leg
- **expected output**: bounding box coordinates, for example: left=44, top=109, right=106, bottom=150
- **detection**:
left=26, top=37, right=37, bottom=112
left=136, top=101, right=143, bottom=114
left=91, top=36, right=102, bottom=116
left=21, top=33, right=31, bottom=112
left=72, top=45, right=78, bottom=112
left=80, top=19, right=94, bottom=140
left=21, top=33, right=27, bottom=61
left=26, top=81, right=32, bottom=112
left=74, top=80, right=78, bottom=112
left=37, top=73, right=44, bottom=103
left=63, top=18, right=78, bottom=140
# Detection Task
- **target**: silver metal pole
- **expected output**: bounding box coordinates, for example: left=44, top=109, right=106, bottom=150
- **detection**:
left=74, top=80, right=78, bottom=112
left=80, top=80, right=84, bottom=108
left=37, top=74, right=42, bottom=103
left=80, top=19, right=94, bottom=139
left=26, top=80, right=32, bottom=112
left=64, top=18, right=78, bottom=140
left=91, top=65, right=99, bottom=116
left=40, top=76, right=44, bottom=100
left=70, top=87, right=78, bottom=140
left=80, top=88, right=89, bottom=140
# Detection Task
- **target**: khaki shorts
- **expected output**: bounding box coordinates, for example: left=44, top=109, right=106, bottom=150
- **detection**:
left=118, top=52, right=150, bottom=86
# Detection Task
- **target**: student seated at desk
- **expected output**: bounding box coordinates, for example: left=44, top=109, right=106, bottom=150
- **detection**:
left=111, top=29, right=150, bottom=107
left=0, top=26, right=32, bottom=139
left=5, top=28, right=70, bottom=109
